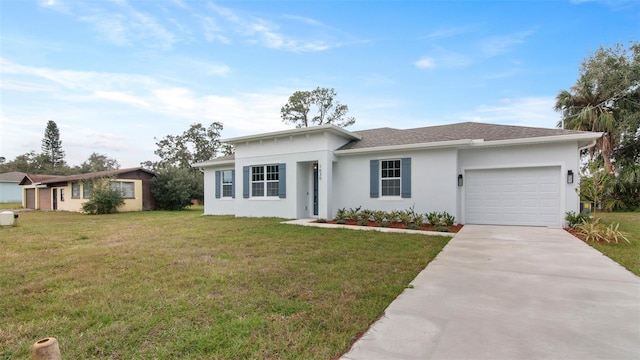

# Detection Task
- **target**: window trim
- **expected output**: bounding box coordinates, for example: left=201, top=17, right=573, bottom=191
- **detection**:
left=370, top=157, right=411, bottom=199
left=110, top=181, right=135, bottom=199
left=243, top=163, right=286, bottom=199
left=71, top=182, right=81, bottom=199
left=251, top=164, right=279, bottom=197
left=380, top=159, right=402, bottom=197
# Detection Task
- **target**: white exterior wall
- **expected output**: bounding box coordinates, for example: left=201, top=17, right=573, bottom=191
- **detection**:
left=457, top=141, right=580, bottom=225
left=333, top=148, right=458, bottom=218
left=202, top=165, right=236, bottom=215
left=203, top=130, right=352, bottom=218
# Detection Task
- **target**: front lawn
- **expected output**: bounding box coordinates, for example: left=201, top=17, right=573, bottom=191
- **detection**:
left=0, top=210, right=450, bottom=359
left=589, top=212, right=640, bottom=276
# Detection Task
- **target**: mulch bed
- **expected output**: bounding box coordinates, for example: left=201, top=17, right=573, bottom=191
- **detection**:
left=321, top=220, right=463, bottom=233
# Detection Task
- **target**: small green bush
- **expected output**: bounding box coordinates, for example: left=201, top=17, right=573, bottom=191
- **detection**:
left=565, top=211, right=591, bottom=228
left=335, top=208, right=347, bottom=223
left=426, top=211, right=455, bottom=226
left=81, top=178, right=125, bottom=214
left=574, top=218, right=630, bottom=244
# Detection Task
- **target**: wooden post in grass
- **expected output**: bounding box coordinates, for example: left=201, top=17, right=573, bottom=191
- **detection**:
left=31, top=337, right=61, bottom=360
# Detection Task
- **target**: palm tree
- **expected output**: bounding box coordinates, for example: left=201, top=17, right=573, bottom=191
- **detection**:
left=554, top=77, right=616, bottom=171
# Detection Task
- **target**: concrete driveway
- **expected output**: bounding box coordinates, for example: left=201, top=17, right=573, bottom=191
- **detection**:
left=341, top=225, right=640, bottom=360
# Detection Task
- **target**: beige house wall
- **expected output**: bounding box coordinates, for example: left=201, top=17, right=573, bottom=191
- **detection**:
left=51, top=179, right=144, bottom=212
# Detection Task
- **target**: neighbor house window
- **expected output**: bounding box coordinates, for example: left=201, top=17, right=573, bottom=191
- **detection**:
left=370, top=158, right=411, bottom=198
left=60, top=189, right=65, bottom=201
left=381, top=159, right=401, bottom=196
left=83, top=181, right=93, bottom=198
left=251, top=165, right=279, bottom=197
left=110, top=181, right=135, bottom=198
left=71, top=182, right=80, bottom=199
left=222, top=170, right=233, bottom=197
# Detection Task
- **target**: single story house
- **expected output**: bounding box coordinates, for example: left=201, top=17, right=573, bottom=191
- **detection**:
left=19, top=167, right=157, bottom=212
left=192, top=122, right=602, bottom=227
left=0, top=171, right=27, bottom=203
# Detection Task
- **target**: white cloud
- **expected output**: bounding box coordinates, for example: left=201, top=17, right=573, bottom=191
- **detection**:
left=206, top=3, right=335, bottom=52
left=479, top=30, right=535, bottom=57
left=457, top=96, right=560, bottom=129
left=415, top=57, right=436, bottom=69
left=414, top=48, right=472, bottom=70
left=422, top=25, right=474, bottom=40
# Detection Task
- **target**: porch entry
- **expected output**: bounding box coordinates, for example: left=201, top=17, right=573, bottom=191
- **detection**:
left=296, top=161, right=320, bottom=218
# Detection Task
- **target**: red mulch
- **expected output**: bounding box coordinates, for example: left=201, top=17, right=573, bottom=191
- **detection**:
left=322, top=220, right=463, bottom=233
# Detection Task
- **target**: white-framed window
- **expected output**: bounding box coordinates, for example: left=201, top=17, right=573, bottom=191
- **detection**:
left=110, top=181, right=135, bottom=199
left=60, top=189, right=65, bottom=202
left=251, top=165, right=279, bottom=197
left=381, top=159, right=401, bottom=197
left=222, top=170, right=233, bottom=197
left=71, top=182, right=81, bottom=199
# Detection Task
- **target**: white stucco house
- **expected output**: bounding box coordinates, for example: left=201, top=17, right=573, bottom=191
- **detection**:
left=192, top=122, right=602, bottom=227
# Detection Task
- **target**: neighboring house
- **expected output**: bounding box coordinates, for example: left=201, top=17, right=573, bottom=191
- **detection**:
left=0, top=171, right=27, bottom=203
left=19, top=167, right=157, bottom=212
left=193, top=122, right=602, bottom=227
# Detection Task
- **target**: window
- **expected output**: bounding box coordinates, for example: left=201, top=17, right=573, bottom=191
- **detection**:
left=71, top=182, right=81, bottom=199
left=83, top=181, right=93, bottom=199
left=381, top=160, right=401, bottom=196
left=370, top=158, right=411, bottom=198
left=60, top=189, right=65, bottom=202
left=110, top=181, right=135, bottom=198
left=222, top=170, right=233, bottom=197
left=251, top=165, right=279, bottom=197
left=243, top=164, right=286, bottom=199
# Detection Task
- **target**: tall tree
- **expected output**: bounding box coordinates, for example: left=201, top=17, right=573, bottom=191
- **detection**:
left=556, top=42, right=640, bottom=210
left=281, top=87, right=355, bottom=128
left=41, top=120, right=66, bottom=169
left=554, top=42, right=639, bottom=171
left=77, top=153, right=120, bottom=173
left=154, top=122, right=226, bottom=169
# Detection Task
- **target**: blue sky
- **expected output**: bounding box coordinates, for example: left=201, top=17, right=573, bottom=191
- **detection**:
left=1, top=0, right=638, bottom=168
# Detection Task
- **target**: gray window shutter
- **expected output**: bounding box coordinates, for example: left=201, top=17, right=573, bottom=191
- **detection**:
left=278, top=163, right=286, bottom=198
left=243, top=166, right=250, bottom=198
left=231, top=170, right=236, bottom=199
left=215, top=170, right=221, bottom=199
left=370, top=159, right=379, bottom=198
left=401, top=157, right=411, bottom=198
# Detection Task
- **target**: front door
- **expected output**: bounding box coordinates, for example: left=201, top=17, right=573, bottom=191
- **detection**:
left=313, top=163, right=319, bottom=216
left=52, top=188, right=58, bottom=210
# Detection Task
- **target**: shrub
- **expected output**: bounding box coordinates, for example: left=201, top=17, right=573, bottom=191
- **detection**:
left=435, top=226, right=450, bottom=232
left=565, top=211, right=591, bottom=228
left=372, top=210, right=387, bottom=226
left=426, top=211, right=455, bottom=226
left=407, top=204, right=424, bottom=227
left=345, top=206, right=362, bottom=222
left=81, top=178, right=125, bottom=214
left=574, top=218, right=630, bottom=244
left=335, top=208, right=347, bottom=224
left=151, top=167, right=195, bottom=210
left=426, top=211, right=440, bottom=226
left=316, top=218, right=327, bottom=223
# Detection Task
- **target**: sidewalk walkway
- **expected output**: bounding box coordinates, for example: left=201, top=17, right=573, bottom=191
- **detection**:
left=340, top=225, right=640, bottom=360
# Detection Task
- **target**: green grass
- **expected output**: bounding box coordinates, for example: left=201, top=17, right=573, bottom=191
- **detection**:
left=0, top=209, right=450, bottom=359
left=589, top=212, right=640, bottom=276
left=0, top=202, right=22, bottom=210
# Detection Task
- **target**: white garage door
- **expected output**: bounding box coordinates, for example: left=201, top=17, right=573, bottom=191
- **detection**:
left=465, top=166, right=561, bottom=226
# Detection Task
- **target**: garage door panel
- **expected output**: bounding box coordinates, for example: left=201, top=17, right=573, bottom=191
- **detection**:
left=465, top=167, right=561, bottom=227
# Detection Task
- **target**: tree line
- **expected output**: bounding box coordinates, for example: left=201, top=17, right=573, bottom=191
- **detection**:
left=0, top=88, right=354, bottom=210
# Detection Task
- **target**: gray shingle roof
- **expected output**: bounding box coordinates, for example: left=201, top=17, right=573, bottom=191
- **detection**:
left=0, top=171, right=27, bottom=182
left=338, top=122, right=588, bottom=150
